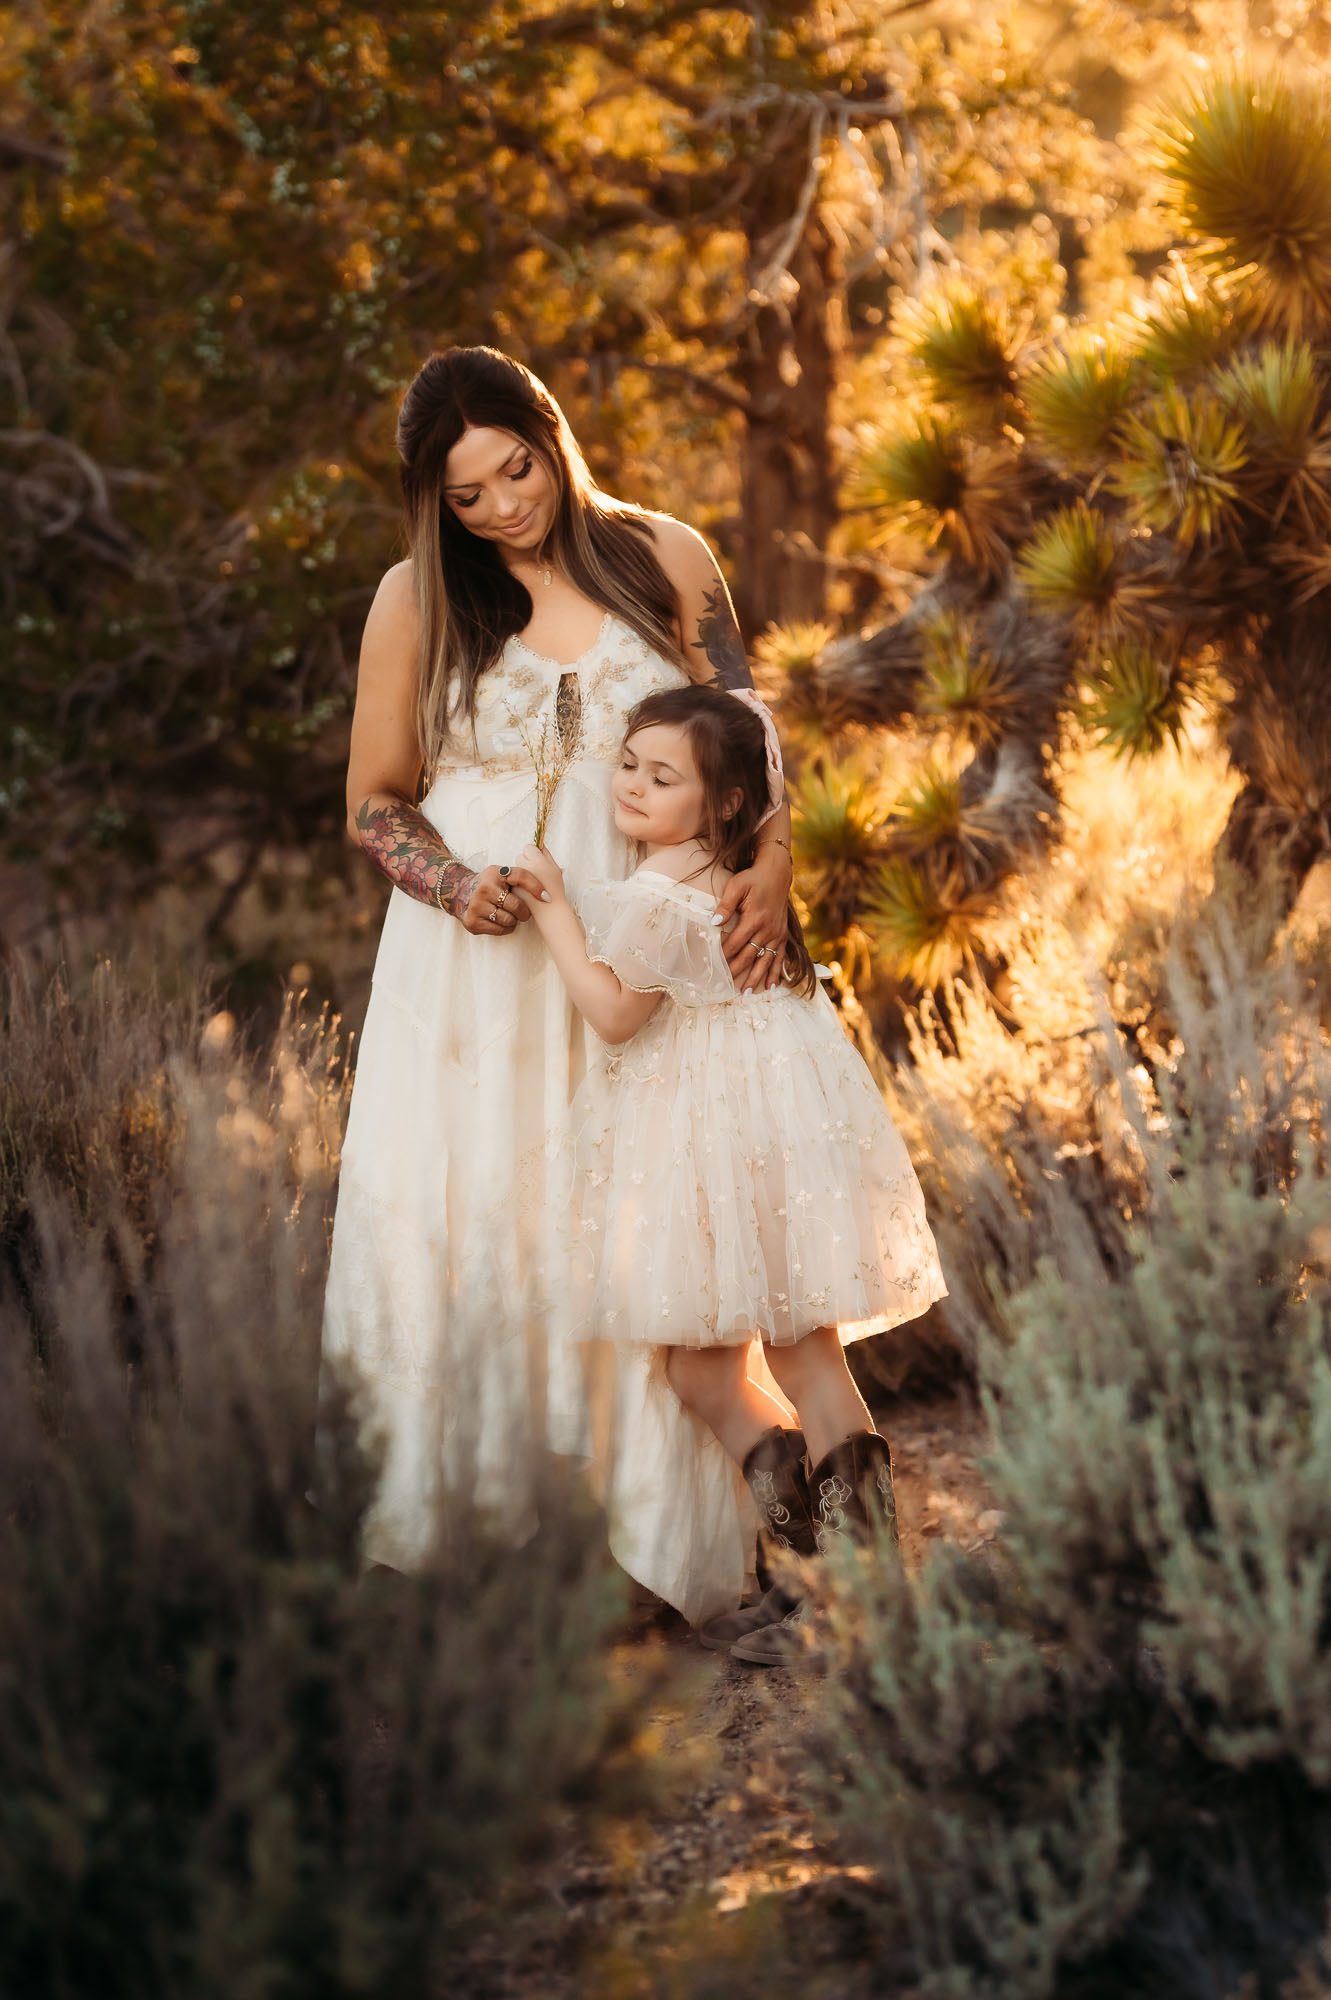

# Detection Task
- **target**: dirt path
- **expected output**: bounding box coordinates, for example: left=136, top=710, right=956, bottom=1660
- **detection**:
left=461, top=1389, right=996, bottom=1998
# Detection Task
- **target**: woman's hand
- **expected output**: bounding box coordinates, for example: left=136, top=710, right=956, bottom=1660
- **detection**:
left=514, top=842, right=567, bottom=908
left=457, top=862, right=550, bottom=936
left=714, top=843, right=794, bottom=993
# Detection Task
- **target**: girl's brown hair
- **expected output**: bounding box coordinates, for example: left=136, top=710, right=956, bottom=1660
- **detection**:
left=397, top=346, right=687, bottom=781
left=623, top=684, right=818, bottom=997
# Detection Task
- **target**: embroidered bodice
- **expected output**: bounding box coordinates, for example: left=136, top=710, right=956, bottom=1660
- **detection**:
left=432, top=611, right=688, bottom=783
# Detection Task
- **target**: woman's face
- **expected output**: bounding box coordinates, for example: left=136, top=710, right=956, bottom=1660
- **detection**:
left=612, top=723, right=709, bottom=848
left=443, top=425, right=556, bottom=555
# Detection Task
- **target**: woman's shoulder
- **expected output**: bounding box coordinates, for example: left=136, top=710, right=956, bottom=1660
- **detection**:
left=363, top=559, right=417, bottom=637
left=639, top=512, right=721, bottom=587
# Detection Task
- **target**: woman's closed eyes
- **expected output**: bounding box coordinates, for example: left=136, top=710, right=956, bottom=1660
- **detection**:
left=453, top=458, right=533, bottom=509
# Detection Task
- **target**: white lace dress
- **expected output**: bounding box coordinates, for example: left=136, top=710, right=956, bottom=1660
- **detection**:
left=555, top=869, right=948, bottom=1350
left=321, top=613, right=752, bottom=1622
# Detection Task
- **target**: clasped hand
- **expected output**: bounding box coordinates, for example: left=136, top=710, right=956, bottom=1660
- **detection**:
left=458, top=860, right=550, bottom=935
left=510, top=841, right=791, bottom=994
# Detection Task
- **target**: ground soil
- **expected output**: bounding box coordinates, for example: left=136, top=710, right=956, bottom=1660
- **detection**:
left=458, top=1387, right=996, bottom=1999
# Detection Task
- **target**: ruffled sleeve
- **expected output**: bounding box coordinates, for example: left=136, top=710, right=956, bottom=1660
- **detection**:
left=576, top=873, right=737, bottom=1007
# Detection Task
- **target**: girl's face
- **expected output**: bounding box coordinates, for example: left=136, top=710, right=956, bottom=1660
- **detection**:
left=442, top=424, right=556, bottom=555
left=612, top=723, right=709, bottom=848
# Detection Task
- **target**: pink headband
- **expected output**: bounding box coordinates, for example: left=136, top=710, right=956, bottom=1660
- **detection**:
left=729, top=687, right=785, bottom=826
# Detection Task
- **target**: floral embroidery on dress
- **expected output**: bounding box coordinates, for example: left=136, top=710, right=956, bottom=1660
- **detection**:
left=545, top=866, right=949, bottom=1355
left=429, top=614, right=689, bottom=785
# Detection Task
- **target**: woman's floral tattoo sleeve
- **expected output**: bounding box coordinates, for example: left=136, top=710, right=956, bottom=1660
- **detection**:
left=695, top=584, right=754, bottom=691
left=354, top=798, right=477, bottom=916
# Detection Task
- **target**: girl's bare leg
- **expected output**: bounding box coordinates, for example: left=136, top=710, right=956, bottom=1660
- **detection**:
left=764, top=1325, right=875, bottom=1467
left=665, top=1342, right=793, bottom=1466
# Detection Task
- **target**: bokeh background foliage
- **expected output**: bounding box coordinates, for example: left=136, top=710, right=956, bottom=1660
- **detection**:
left=1, top=0, right=1160, bottom=940
left=11, top=3, right=1331, bottom=1995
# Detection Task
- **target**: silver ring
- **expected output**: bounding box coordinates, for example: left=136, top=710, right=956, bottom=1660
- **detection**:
left=751, top=942, right=771, bottom=955
left=490, top=908, right=503, bottom=923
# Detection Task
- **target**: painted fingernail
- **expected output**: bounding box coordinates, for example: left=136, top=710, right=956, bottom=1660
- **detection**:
left=541, top=891, right=552, bottom=902
left=710, top=913, right=725, bottom=926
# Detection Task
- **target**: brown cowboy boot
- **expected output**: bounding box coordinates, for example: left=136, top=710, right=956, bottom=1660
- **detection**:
left=696, top=1426, right=817, bottom=1653
left=730, top=1428, right=897, bottom=1668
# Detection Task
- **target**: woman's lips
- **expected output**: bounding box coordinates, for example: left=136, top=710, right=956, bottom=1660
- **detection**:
left=500, top=509, right=536, bottom=536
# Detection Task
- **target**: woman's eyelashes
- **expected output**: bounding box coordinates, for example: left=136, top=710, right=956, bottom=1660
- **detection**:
left=453, top=460, right=532, bottom=510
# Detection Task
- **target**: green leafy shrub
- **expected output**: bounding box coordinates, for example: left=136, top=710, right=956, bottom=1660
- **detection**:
left=806, top=909, right=1331, bottom=1998
left=0, top=958, right=661, bottom=1999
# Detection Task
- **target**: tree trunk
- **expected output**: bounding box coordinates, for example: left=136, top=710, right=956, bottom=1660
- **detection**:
left=733, top=126, right=841, bottom=639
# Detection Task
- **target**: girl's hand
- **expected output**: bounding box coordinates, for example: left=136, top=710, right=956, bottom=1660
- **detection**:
left=458, top=862, right=549, bottom=936
left=715, top=844, right=793, bottom=993
left=515, top=842, right=567, bottom=905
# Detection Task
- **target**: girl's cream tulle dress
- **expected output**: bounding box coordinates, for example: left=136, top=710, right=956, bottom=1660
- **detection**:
left=322, top=614, right=757, bottom=1622
left=555, top=869, right=948, bottom=1353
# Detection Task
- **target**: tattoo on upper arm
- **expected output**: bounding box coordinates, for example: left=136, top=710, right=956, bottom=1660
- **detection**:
left=354, top=798, right=477, bottom=917
left=695, top=584, right=753, bottom=690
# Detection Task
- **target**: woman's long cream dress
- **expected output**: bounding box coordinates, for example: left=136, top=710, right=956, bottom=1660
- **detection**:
left=321, top=612, right=752, bottom=1622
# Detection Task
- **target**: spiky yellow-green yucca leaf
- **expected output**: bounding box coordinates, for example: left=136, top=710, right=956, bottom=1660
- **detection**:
left=1153, top=70, right=1331, bottom=333
left=1109, top=385, right=1247, bottom=547
left=1022, top=334, right=1139, bottom=470
left=790, top=757, right=889, bottom=943
left=852, top=419, right=1019, bottom=578
left=792, top=759, right=887, bottom=865
left=751, top=619, right=838, bottom=750
left=752, top=620, right=836, bottom=682
left=1015, top=501, right=1147, bottom=638
left=853, top=414, right=966, bottom=522
left=1217, top=339, right=1318, bottom=456
left=915, top=610, right=1020, bottom=747
left=1130, top=265, right=1251, bottom=380
left=864, top=858, right=989, bottom=987
left=894, top=286, right=1021, bottom=418
left=1216, top=338, right=1331, bottom=537
left=890, top=762, right=966, bottom=853
left=1081, top=643, right=1196, bottom=759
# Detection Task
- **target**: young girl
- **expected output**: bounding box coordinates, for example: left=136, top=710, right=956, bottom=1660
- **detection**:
left=514, top=684, right=947, bottom=1665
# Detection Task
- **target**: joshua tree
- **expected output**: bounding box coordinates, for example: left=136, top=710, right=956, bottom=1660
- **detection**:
left=775, top=67, right=1331, bottom=980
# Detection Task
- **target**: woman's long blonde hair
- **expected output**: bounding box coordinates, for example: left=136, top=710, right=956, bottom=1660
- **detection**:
left=397, top=346, right=688, bottom=783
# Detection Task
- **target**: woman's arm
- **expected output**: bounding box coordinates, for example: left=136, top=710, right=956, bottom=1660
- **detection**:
left=649, top=518, right=795, bottom=991
left=513, top=846, right=663, bottom=1045
left=346, top=563, right=545, bottom=934
left=650, top=515, right=754, bottom=693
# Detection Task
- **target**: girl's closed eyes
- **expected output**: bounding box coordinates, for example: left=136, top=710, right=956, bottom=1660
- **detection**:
left=620, top=758, right=672, bottom=788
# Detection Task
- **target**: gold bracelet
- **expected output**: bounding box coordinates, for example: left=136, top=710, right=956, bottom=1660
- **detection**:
left=759, top=835, right=791, bottom=855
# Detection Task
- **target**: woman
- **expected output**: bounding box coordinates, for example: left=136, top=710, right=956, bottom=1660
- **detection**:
left=322, top=346, right=795, bottom=1620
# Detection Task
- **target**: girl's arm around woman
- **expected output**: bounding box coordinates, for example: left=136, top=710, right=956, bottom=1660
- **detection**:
left=513, top=844, right=663, bottom=1046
